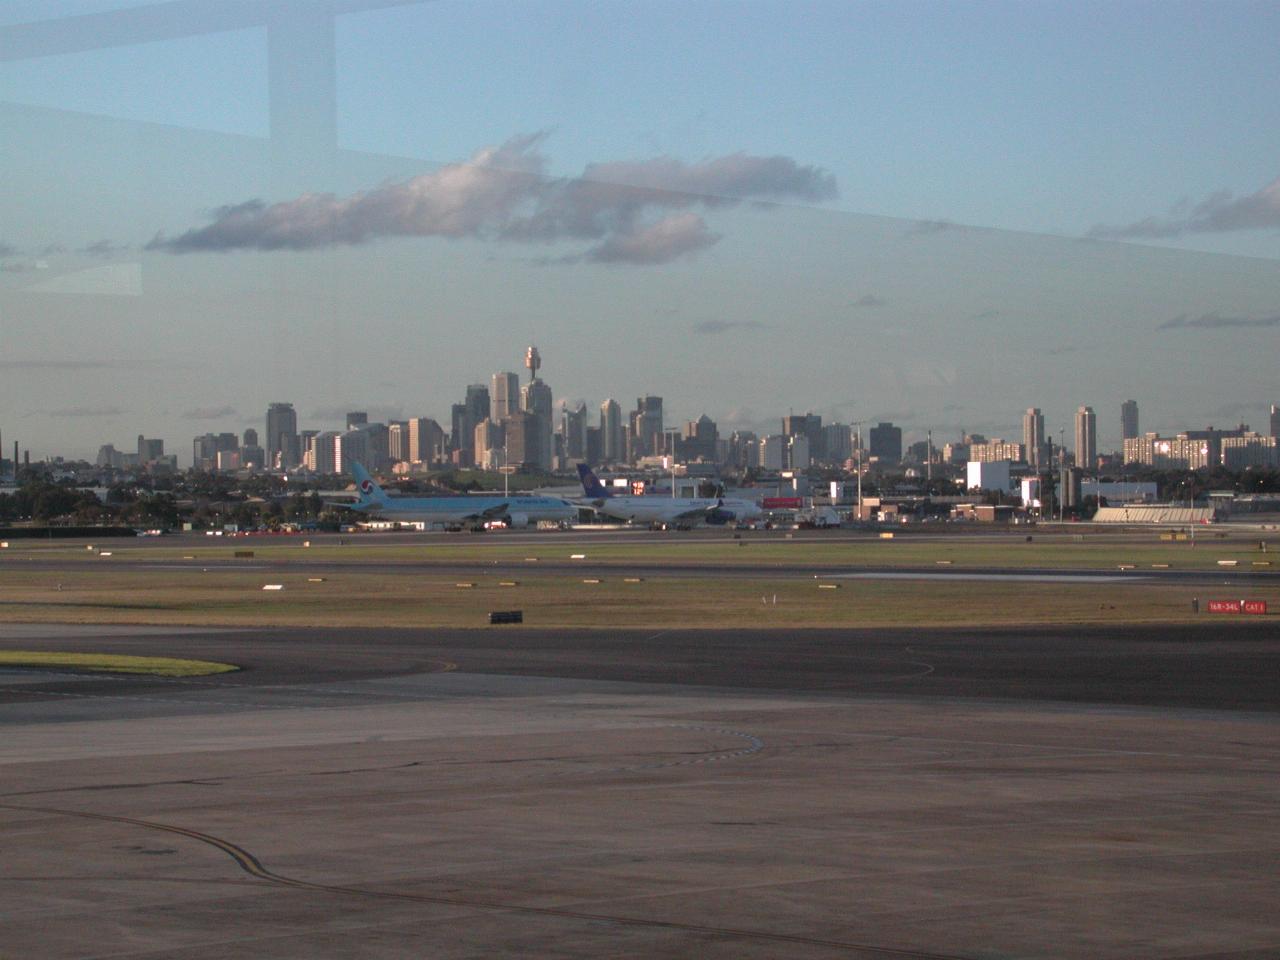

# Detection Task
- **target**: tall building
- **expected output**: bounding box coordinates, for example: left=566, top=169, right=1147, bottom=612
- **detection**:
left=783, top=413, right=824, bottom=462
left=1271, top=404, right=1279, bottom=439
left=387, top=422, right=409, bottom=463
left=137, top=435, right=165, bottom=463
left=822, top=424, right=852, bottom=463
left=503, top=410, right=542, bottom=469
left=359, top=422, right=390, bottom=470
left=408, top=417, right=444, bottom=465
left=1022, top=407, right=1046, bottom=468
left=787, top=434, right=811, bottom=469
left=1121, top=400, right=1139, bottom=441
left=192, top=432, right=238, bottom=471
left=266, top=402, right=299, bottom=470
left=1074, top=406, right=1097, bottom=470
left=631, top=395, right=663, bottom=459
left=520, top=378, right=554, bottom=471
left=680, top=415, right=719, bottom=462
left=449, top=383, right=490, bottom=455
left=868, top=422, right=902, bottom=463
left=490, top=372, right=520, bottom=423
left=600, top=399, right=623, bottom=464
left=334, top=429, right=368, bottom=475
left=474, top=419, right=504, bottom=470
left=307, top=430, right=339, bottom=474
left=345, top=411, right=368, bottom=431
left=561, top=403, right=588, bottom=462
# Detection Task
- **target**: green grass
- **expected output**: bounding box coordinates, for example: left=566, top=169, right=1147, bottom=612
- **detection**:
left=1, top=566, right=1274, bottom=629
left=8, top=529, right=1273, bottom=572
left=0, top=650, right=238, bottom=676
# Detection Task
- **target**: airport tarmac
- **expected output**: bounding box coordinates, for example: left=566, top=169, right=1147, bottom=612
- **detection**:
left=2, top=622, right=1279, bottom=958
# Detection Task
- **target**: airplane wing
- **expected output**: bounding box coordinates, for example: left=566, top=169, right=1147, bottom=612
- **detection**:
left=323, top=500, right=373, bottom=512
left=460, top=502, right=511, bottom=522
left=672, top=502, right=724, bottom=521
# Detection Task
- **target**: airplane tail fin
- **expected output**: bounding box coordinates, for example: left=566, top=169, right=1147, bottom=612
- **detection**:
left=576, top=463, right=612, bottom=498
left=349, top=462, right=390, bottom=506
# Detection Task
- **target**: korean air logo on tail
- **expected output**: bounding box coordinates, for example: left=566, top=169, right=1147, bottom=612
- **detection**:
left=359, top=479, right=375, bottom=496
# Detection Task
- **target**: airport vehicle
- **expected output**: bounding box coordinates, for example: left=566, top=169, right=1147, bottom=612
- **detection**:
left=575, top=464, right=762, bottom=526
left=334, top=463, right=578, bottom=527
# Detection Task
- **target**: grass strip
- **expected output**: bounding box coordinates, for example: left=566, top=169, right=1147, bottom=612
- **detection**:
left=0, top=651, right=238, bottom=677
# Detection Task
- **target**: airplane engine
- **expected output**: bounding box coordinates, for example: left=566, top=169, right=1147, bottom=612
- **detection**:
left=507, top=512, right=530, bottom=528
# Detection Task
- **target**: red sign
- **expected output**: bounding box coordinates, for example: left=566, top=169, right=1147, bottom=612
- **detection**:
left=1207, top=599, right=1269, bottom=615
left=762, top=497, right=804, bottom=509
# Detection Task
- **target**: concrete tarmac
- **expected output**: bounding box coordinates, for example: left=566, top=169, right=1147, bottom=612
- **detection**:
left=2, top=622, right=1278, bottom=958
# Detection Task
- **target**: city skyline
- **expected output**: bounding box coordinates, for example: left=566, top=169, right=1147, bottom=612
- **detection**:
left=21, top=381, right=1280, bottom=474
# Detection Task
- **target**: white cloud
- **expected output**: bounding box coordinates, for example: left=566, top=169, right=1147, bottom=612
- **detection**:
left=150, top=135, right=836, bottom=266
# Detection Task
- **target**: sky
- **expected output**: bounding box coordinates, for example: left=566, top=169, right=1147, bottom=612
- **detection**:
left=2, top=0, right=1279, bottom=463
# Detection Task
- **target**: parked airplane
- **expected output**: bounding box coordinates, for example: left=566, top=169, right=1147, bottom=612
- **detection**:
left=576, top=464, right=763, bottom=526
left=335, top=463, right=577, bottom=527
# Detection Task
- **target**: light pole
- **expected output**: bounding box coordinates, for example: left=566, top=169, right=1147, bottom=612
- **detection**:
left=850, top=419, right=869, bottom=523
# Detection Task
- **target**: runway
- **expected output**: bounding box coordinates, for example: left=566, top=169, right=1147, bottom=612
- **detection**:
left=2, top=621, right=1279, bottom=957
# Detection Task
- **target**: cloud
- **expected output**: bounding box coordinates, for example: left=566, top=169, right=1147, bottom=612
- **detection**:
left=150, top=134, right=837, bottom=265
left=1158, top=312, right=1280, bottom=330
left=41, top=243, right=66, bottom=256
left=693, top=319, right=767, bottom=335
left=587, top=212, right=719, bottom=265
left=0, top=242, right=18, bottom=257
left=851, top=294, right=887, bottom=308
left=0, top=359, right=110, bottom=370
left=182, top=405, right=239, bottom=420
left=48, top=405, right=124, bottom=418
left=0, top=260, right=38, bottom=273
left=79, top=239, right=129, bottom=257
left=1090, top=177, right=1280, bottom=239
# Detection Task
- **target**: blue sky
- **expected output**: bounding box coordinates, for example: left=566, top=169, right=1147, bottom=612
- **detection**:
left=2, top=1, right=1278, bottom=461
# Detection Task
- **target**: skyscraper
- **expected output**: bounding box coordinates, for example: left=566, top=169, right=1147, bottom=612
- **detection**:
left=503, top=410, right=542, bottom=469
left=1122, top=400, right=1139, bottom=441
left=600, top=399, right=623, bottom=464
left=521, top=378, right=554, bottom=471
left=868, top=422, right=902, bottom=463
left=266, top=402, right=298, bottom=470
left=1022, top=407, right=1046, bottom=468
left=561, top=402, right=587, bottom=461
left=408, top=417, right=444, bottom=464
left=490, top=372, right=520, bottom=423
left=631, top=395, right=663, bottom=459
left=1270, top=404, right=1279, bottom=439
left=1074, top=406, right=1096, bottom=470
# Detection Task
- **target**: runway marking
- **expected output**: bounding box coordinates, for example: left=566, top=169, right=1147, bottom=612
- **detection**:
left=0, top=801, right=977, bottom=959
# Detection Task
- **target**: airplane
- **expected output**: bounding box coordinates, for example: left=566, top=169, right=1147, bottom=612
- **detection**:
left=333, top=462, right=578, bottom=528
left=575, top=463, right=763, bottom=526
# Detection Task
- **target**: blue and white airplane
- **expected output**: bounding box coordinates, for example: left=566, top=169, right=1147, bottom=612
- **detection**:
left=337, top=463, right=577, bottom=527
left=576, top=464, right=762, bottom=526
